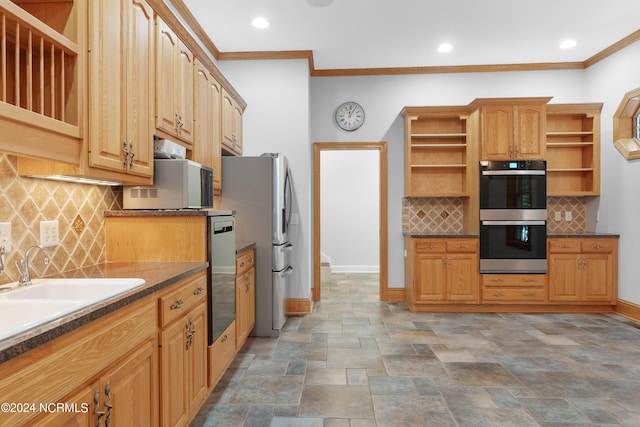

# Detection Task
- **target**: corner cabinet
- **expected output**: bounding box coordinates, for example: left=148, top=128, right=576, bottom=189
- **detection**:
left=156, top=16, right=195, bottom=145
left=472, top=97, right=551, bottom=160
left=548, top=238, right=617, bottom=304
left=401, top=107, right=472, bottom=197
left=222, top=88, right=243, bottom=155
left=545, top=103, right=602, bottom=196
left=404, top=237, right=479, bottom=309
left=87, top=0, right=155, bottom=179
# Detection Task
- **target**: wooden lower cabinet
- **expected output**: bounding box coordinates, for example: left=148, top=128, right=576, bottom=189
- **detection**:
left=548, top=238, right=617, bottom=304
left=236, top=247, right=256, bottom=350
left=405, top=238, right=479, bottom=308
left=0, top=298, right=158, bottom=426
left=481, top=274, right=546, bottom=303
left=159, top=273, right=208, bottom=427
left=208, top=321, right=236, bottom=389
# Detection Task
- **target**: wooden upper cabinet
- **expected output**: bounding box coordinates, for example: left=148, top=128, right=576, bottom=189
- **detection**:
left=156, top=17, right=194, bottom=145
left=222, top=88, right=243, bottom=155
left=88, top=0, right=155, bottom=178
left=474, top=98, right=550, bottom=160
left=194, top=59, right=222, bottom=194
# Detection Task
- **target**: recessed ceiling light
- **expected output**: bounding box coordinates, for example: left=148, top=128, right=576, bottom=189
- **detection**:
left=251, top=17, right=269, bottom=29
left=559, top=39, right=577, bottom=49
left=438, top=43, right=453, bottom=53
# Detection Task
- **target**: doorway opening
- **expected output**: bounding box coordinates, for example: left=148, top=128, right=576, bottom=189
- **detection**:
left=313, top=142, right=388, bottom=302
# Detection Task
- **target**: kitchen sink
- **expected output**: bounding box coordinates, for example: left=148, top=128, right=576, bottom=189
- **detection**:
left=2, top=278, right=145, bottom=302
left=0, top=278, right=145, bottom=342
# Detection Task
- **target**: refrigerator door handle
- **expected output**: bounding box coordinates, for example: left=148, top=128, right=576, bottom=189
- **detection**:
left=281, top=265, right=294, bottom=277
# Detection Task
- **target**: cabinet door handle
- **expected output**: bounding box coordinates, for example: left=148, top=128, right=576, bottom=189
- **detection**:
left=94, top=390, right=106, bottom=427
left=193, top=287, right=204, bottom=295
left=170, top=299, right=184, bottom=310
left=239, top=261, right=245, bottom=269
left=104, top=382, right=112, bottom=427
left=514, top=144, right=519, bottom=158
left=122, top=140, right=129, bottom=168
left=128, top=141, right=135, bottom=168
left=221, top=334, right=228, bottom=343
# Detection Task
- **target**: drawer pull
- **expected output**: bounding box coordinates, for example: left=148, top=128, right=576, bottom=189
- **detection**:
left=523, top=293, right=536, bottom=297
left=591, top=244, right=607, bottom=249
left=491, top=293, right=504, bottom=297
left=522, top=278, right=535, bottom=283
left=170, top=299, right=184, bottom=310
left=455, top=244, right=469, bottom=249
left=248, top=257, right=254, bottom=263
left=491, top=278, right=504, bottom=283
left=239, top=261, right=246, bottom=268
left=560, top=244, right=573, bottom=249
left=193, top=287, right=204, bottom=295
left=221, top=334, right=228, bottom=343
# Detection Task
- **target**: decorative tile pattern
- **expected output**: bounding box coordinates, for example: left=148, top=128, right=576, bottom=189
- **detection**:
left=0, top=154, right=122, bottom=284
left=403, top=198, right=463, bottom=234
left=547, top=197, right=586, bottom=233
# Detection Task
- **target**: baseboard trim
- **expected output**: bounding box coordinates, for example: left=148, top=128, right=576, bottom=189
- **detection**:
left=387, top=288, right=406, bottom=302
left=286, top=298, right=314, bottom=315
left=614, top=299, right=640, bottom=322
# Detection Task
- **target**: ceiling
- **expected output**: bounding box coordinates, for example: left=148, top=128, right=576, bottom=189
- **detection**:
left=180, top=0, right=640, bottom=72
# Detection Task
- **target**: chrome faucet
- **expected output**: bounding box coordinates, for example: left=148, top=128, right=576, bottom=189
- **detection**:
left=0, top=246, right=5, bottom=275
left=15, top=245, right=50, bottom=286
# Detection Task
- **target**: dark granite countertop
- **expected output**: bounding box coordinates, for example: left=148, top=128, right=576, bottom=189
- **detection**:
left=236, top=241, right=256, bottom=254
left=548, top=232, right=620, bottom=238
left=0, top=261, right=208, bottom=364
left=403, top=233, right=480, bottom=238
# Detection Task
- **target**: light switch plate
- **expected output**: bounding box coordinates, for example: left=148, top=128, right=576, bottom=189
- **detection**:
left=40, top=220, right=60, bottom=247
left=564, top=211, right=572, bottom=222
left=0, top=222, right=11, bottom=252
left=554, top=211, right=561, bottom=222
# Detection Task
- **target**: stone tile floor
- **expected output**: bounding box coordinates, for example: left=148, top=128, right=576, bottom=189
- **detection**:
left=191, top=273, right=640, bottom=426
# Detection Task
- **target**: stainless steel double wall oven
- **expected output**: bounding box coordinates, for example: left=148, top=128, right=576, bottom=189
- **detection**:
left=479, top=160, right=547, bottom=273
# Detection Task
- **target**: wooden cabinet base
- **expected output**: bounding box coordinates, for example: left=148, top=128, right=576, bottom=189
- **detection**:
left=208, top=321, right=236, bottom=390
left=405, top=303, right=615, bottom=313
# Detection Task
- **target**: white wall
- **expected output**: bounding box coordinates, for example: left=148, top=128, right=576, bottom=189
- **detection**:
left=219, top=39, right=640, bottom=303
left=584, top=41, right=640, bottom=303
left=320, top=150, right=379, bottom=272
left=217, top=59, right=312, bottom=299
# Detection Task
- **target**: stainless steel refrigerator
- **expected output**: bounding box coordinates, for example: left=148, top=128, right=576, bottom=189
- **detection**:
left=220, top=153, right=293, bottom=337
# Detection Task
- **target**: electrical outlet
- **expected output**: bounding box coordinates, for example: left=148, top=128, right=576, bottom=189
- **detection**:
left=564, top=211, right=572, bottom=222
left=0, top=222, right=11, bottom=252
left=40, top=220, right=60, bottom=247
left=554, top=211, right=561, bottom=222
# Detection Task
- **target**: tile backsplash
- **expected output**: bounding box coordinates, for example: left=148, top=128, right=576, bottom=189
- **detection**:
left=0, top=154, right=122, bottom=284
left=403, top=196, right=586, bottom=234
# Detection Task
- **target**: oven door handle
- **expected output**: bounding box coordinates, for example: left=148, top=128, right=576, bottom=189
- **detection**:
left=481, top=220, right=546, bottom=226
left=481, top=170, right=545, bottom=176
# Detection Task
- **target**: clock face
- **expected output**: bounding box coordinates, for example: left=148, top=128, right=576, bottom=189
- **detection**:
left=335, top=102, right=365, bottom=131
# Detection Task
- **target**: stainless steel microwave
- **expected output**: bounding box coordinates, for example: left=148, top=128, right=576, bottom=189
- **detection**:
left=123, top=159, right=213, bottom=209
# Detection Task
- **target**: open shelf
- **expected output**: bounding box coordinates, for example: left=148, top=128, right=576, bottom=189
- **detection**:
left=545, top=104, right=602, bottom=196
left=403, top=107, right=470, bottom=197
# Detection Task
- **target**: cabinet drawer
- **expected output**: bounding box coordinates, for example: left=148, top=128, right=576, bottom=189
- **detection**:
left=414, top=240, right=446, bottom=253
left=482, top=274, right=545, bottom=287
left=581, top=239, right=616, bottom=253
left=159, top=272, right=207, bottom=327
left=208, top=320, right=236, bottom=389
left=482, top=287, right=545, bottom=303
left=446, top=239, right=478, bottom=253
left=236, top=248, right=255, bottom=276
left=548, top=239, right=581, bottom=253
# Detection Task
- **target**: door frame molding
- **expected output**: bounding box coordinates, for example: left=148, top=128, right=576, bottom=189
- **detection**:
left=313, top=142, right=388, bottom=301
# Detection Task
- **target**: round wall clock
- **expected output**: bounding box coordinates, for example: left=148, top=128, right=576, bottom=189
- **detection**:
left=335, top=101, right=365, bottom=131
